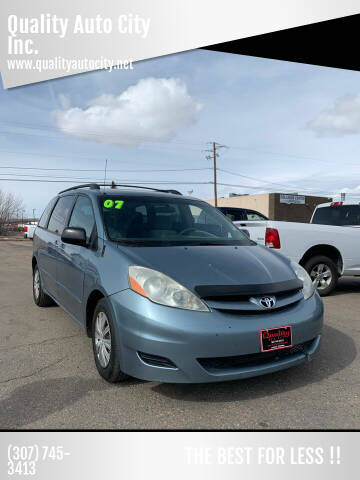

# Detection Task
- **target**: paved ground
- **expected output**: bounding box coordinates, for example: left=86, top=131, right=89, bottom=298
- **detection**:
left=0, top=240, right=358, bottom=430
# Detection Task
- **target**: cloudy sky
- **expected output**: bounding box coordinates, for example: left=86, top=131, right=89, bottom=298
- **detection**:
left=1, top=49, right=360, bottom=217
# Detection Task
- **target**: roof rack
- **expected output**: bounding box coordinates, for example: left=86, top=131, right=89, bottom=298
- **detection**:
left=58, top=183, right=100, bottom=194
left=58, top=183, right=182, bottom=195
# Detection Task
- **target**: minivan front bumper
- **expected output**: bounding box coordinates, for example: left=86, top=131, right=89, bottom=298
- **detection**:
left=108, top=289, right=323, bottom=383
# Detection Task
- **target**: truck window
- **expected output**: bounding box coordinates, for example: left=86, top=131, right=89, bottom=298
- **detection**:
left=246, top=210, right=267, bottom=221
left=312, top=205, right=360, bottom=226
left=219, top=208, right=246, bottom=221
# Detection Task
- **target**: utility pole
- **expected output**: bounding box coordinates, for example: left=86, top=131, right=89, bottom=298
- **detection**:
left=32, top=208, right=36, bottom=223
left=204, top=142, right=227, bottom=207
left=341, top=192, right=346, bottom=202
left=212, top=142, right=218, bottom=206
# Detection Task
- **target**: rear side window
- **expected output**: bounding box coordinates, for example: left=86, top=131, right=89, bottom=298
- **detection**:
left=228, top=209, right=246, bottom=221
left=218, top=208, right=246, bottom=222
left=68, top=196, right=95, bottom=242
left=47, top=196, right=75, bottom=234
left=312, top=205, right=360, bottom=226
left=246, top=210, right=267, bottom=221
left=38, top=197, right=57, bottom=228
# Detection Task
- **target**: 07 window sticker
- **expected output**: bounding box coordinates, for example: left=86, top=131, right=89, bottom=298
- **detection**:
left=103, top=199, right=124, bottom=209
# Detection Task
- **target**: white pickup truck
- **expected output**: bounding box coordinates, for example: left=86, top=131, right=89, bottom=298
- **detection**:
left=234, top=201, right=360, bottom=296
left=23, top=223, right=37, bottom=239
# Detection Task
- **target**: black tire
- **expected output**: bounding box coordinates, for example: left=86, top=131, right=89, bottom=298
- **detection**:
left=304, top=255, right=338, bottom=296
left=33, top=264, right=55, bottom=307
left=91, top=298, right=129, bottom=383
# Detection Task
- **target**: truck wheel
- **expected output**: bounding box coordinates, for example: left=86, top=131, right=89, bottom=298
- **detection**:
left=33, top=265, right=55, bottom=306
left=92, top=298, right=130, bottom=383
left=304, top=255, right=338, bottom=296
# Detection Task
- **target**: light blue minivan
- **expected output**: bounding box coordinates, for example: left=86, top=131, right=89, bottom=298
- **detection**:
left=32, top=184, right=323, bottom=383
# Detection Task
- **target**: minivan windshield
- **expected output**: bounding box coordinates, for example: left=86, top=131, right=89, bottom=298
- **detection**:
left=100, top=195, right=253, bottom=246
left=312, top=205, right=360, bottom=226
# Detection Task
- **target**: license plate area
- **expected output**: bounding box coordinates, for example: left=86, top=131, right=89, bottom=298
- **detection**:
left=260, top=325, right=292, bottom=352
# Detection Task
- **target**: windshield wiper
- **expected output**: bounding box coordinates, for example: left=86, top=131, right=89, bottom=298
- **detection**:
left=114, top=240, right=151, bottom=246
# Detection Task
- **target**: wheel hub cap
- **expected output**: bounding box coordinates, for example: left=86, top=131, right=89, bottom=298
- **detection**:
left=94, top=311, right=111, bottom=368
left=310, top=264, right=332, bottom=290
left=34, top=270, right=40, bottom=299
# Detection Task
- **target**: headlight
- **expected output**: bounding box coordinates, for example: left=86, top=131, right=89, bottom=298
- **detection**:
left=128, top=265, right=210, bottom=312
left=290, top=260, right=315, bottom=300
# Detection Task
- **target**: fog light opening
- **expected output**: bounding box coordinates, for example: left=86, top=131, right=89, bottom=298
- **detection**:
left=137, top=351, right=178, bottom=370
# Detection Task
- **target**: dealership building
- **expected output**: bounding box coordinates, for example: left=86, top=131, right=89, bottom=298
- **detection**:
left=208, top=192, right=333, bottom=223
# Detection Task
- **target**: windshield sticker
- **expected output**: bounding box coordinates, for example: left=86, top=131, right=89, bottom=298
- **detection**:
left=103, top=199, right=124, bottom=209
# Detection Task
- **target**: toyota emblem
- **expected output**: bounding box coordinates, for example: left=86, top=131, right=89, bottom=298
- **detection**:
left=260, top=296, right=276, bottom=308
left=250, top=296, right=276, bottom=309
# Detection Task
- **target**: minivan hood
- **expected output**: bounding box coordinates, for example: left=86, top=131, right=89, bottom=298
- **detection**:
left=118, top=244, right=298, bottom=293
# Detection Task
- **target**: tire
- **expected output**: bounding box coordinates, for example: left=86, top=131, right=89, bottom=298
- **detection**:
left=304, top=255, right=338, bottom=296
left=33, top=264, right=55, bottom=307
left=92, top=298, right=129, bottom=383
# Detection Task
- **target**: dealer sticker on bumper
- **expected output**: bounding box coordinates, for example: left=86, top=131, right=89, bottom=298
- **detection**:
left=260, top=325, right=293, bottom=352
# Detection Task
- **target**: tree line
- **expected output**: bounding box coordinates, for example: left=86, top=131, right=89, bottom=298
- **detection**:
left=0, top=188, right=24, bottom=234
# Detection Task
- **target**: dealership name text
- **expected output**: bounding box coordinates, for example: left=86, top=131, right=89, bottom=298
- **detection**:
left=8, top=14, right=151, bottom=55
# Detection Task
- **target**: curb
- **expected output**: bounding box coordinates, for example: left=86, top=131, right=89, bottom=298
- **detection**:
left=0, top=237, right=30, bottom=242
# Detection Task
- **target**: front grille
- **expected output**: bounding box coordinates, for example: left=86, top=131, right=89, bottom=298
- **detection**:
left=195, top=279, right=303, bottom=298
left=202, top=288, right=300, bottom=303
left=214, top=303, right=299, bottom=315
left=197, top=339, right=314, bottom=372
left=138, top=352, right=177, bottom=369
left=201, top=287, right=303, bottom=313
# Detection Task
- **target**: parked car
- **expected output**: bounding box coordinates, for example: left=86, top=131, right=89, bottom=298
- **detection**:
left=217, top=206, right=268, bottom=222
left=233, top=201, right=360, bottom=296
left=24, top=223, right=37, bottom=239
left=32, top=183, right=323, bottom=383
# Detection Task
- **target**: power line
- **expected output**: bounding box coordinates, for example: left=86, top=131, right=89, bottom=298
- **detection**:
left=0, top=163, right=347, bottom=197
left=0, top=164, right=211, bottom=173
left=0, top=157, right=349, bottom=196
left=0, top=176, right=347, bottom=197
left=216, top=182, right=335, bottom=196
left=218, top=168, right=316, bottom=192
left=0, top=178, right=213, bottom=185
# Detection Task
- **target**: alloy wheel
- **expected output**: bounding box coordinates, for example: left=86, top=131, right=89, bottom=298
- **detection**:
left=94, top=311, right=112, bottom=368
left=310, top=263, right=332, bottom=291
left=33, top=269, right=40, bottom=300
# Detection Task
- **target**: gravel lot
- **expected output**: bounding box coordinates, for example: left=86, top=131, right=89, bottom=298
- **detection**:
left=0, top=240, right=358, bottom=430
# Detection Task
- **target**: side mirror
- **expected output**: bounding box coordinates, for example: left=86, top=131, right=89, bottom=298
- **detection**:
left=61, top=227, right=87, bottom=247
